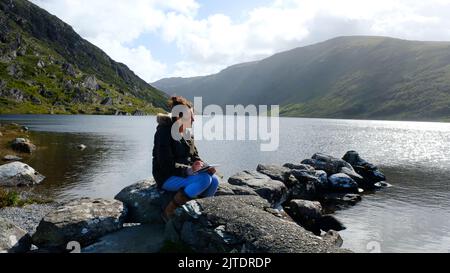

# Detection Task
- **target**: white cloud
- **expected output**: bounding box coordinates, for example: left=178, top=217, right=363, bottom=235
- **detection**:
left=31, top=0, right=198, bottom=82
left=32, top=0, right=450, bottom=81
left=91, top=38, right=167, bottom=82
left=160, top=0, right=450, bottom=78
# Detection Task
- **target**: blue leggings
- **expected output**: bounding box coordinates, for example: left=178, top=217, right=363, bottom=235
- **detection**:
left=162, top=173, right=220, bottom=199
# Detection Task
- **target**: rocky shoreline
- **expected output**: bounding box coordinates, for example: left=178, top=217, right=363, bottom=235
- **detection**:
left=0, top=123, right=390, bottom=253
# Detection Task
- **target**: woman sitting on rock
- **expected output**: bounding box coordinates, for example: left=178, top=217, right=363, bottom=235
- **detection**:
left=153, top=96, right=219, bottom=222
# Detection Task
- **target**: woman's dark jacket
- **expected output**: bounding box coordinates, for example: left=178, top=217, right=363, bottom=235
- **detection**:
left=152, top=114, right=202, bottom=188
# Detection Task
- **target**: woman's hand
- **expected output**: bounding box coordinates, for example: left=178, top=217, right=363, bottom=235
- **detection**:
left=208, top=168, right=217, bottom=175
left=192, top=161, right=204, bottom=172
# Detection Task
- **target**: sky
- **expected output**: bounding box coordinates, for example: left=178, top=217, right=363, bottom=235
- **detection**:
left=31, top=0, right=450, bottom=83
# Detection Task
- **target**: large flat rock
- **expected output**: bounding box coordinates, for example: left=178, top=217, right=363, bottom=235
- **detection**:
left=228, top=171, right=288, bottom=207
left=167, top=195, right=347, bottom=253
left=32, top=198, right=127, bottom=250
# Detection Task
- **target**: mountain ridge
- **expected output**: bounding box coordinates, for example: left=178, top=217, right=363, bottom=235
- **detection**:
left=0, top=0, right=168, bottom=115
left=153, top=35, right=450, bottom=121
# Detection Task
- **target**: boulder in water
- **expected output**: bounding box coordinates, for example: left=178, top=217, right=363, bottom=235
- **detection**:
left=302, top=153, right=354, bottom=175
left=328, top=173, right=359, bottom=193
left=11, top=138, right=36, bottom=154
left=322, top=193, right=362, bottom=208
left=3, top=155, right=23, bottom=162
left=342, top=151, right=387, bottom=189
left=77, top=144, right=87, bottom=151
left=287, top=200, right=323, bottom=234
left=0, top=162, right=45, bottom=187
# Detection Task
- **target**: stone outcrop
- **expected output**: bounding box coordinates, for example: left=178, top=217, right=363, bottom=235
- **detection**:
left=114, top=179, right=174, bottom=224
left=32, top=198, right=127, bottom=250
left=0, top=217, right=32, bottom=253
left=165, top=196, right=346, bottom=253
left=228, top=171, right=288, bottom=207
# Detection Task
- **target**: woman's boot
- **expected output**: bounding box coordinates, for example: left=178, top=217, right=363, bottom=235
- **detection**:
left=162, top=190, right=191, bottom=222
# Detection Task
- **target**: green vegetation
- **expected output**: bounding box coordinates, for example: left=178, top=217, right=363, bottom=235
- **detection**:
left=0, top=187, right=51, bottom=208
left=0, top=0, right=168, bottom=115
left=154, top=36, right=450, bottom=122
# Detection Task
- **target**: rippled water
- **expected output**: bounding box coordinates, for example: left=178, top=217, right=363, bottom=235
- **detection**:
left=0, top=115, right=449, bottom=253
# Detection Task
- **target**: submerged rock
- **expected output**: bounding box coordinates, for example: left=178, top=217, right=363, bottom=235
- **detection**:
left=32, top=198, right=127, bottom=250
left=11, top=138, right=36, bottom=154
left=0, top=217, right=32, bottom=253
left=115, top=179, right=174, bottom=224
left=342, top=151, right=387, bottom=189
left=3, top=155, right=23, bottom=162
left=77, top=144, right=87, bottom=151
left=322, top=193, right=362, bottom=208
left=0, top=162, right=45, bottom=187
left=228, top=171, right=288, bottom=207
left=166, top=196, right=346, bottom=253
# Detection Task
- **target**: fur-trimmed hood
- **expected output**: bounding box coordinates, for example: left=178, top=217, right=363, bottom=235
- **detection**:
left=157, top=113, right=173, bottom=126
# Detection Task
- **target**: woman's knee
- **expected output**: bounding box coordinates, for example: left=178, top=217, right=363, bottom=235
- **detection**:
left=198, top=173, right=213, bottom=187
left=210, top=175, right=219, bottom=188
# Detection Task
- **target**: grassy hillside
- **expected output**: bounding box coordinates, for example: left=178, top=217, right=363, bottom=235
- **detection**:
left=0, top=0, right=168, bottom=115
left=154, top=36, right=450, bottom=121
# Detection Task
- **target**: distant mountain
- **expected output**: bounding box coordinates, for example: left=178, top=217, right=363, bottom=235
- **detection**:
left=0, top=0, right=168, bottom=115
left=154, top=36, right=450, bottom=121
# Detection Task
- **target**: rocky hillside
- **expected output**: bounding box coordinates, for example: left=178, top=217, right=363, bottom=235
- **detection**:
left=154, top=36, right=450, bottom=121
left=0, top=0, right=168, bottom=115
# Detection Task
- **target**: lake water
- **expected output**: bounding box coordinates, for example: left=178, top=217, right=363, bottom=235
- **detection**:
left=1, top=114, right=449, bottom=253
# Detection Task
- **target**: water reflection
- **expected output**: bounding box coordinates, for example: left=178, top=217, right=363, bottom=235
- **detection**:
left=0, top=115, right=449, bottom=253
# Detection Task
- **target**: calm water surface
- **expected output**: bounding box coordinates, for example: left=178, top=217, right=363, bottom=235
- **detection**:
left=0, top=115, right=449, bottom=253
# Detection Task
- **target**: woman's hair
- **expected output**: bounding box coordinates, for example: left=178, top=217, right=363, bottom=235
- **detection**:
left=168, top=96, right=193, bottom=110
left=169, top=96, right=193, bottom=122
